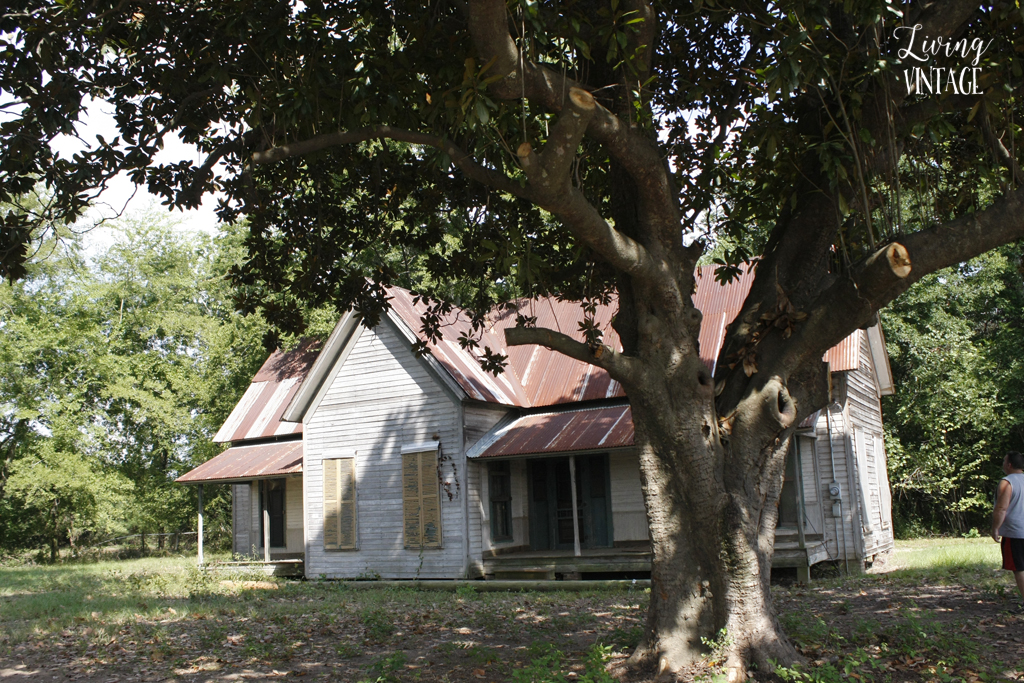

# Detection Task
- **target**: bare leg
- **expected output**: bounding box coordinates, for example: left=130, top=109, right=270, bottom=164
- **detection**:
left=1014, top=570, right=1024, bottom=603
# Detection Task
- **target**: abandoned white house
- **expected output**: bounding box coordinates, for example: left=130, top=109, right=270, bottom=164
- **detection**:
left=177, top=267, right=896, bottom=580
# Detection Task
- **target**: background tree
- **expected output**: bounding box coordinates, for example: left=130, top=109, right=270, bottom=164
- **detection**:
left=0, top=208, right=268, bottom=558
left=2, top=0, right=1023, bottom=674
left=882, top=244, right=1024, bottom=535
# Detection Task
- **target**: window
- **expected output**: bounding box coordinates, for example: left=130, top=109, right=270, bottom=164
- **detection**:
left=488, top=461, right=512, bottom=542
left=402, top=450, right=442, bottom=548
left=323, top=458, right=357, bottom=550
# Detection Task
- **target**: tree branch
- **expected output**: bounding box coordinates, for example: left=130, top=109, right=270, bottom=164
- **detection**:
left=504, top=325, right=640, bottom=385
left=785, top=182, right=1024, bottom=373
left=251, top=121, right=657, bottom=279
left=980, top=104, right=1024, bottom=187
left=465, top=0, right=673, bottom=208
left=250, top=125, right=532, bottom=200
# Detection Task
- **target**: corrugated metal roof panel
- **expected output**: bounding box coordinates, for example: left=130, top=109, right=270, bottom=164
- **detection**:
left=692, top=265, right=860, bottom=373
left=176, top=440, right=303, bottom=483
left=334, top=274, right=865, bottom=414
left=472, top=405, right=634, bottom=458
left=823, top=329, right=860, bottom=372
left=213, top=343, right=319, bottom=444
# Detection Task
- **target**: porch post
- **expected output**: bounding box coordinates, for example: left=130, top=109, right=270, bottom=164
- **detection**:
left=569, top=456, right=581, bottom=557
left=197, top=484, right=204, bottom=566
left=262, top=480, right=271, bottom=563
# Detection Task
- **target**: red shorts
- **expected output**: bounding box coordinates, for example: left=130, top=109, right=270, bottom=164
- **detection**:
left=1001, top=537, right=1024, bottom=571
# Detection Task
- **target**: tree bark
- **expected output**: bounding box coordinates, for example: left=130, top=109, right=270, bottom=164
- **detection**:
left=563, top=275, right=805, bottom=677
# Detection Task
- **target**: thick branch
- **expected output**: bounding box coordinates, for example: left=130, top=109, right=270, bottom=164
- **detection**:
left=518, top=87, right=596, bottom=188
left=505, top=325, right=640, bottom=385
left=465, top=0, right=673, bottom=207
left=788, top=182, right=1024, bottom=372
left=250, top=125, right=531, bottom=200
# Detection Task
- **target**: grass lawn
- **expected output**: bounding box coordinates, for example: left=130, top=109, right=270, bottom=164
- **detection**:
left=0, top=540, right=1021, bottom=682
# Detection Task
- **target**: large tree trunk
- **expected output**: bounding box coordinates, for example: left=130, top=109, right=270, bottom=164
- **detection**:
left=616, top=285, right=805, bottom=678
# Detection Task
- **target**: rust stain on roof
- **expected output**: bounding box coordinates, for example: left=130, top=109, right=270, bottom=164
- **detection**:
left=213, top=342, right=320, bottom=444
left=176, top=440, right=303, bottom=484
left=472, top=405, right=634, bottom=459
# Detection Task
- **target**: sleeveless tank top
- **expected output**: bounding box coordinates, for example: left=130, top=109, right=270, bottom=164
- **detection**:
left=998, top=473, right=1024, bottom=538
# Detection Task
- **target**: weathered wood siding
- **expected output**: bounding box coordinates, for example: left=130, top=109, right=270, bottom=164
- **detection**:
left=845, top=330, right=895, bottom=558
left=232, top=483, right=251, bottom=556
left=466, top=459, right=486, bottom=576
left=800, top=329, right=895, bottom=566
left=808, top=374, right=859, bottom=563
left=609, top=450, right=647, bottom=543
left=303, top=319, right=466, bottom=579
left=478, top=458, right=529, bottom=553
left=286, top=476, right=304, bottom=553
left=794, top=434, right=825, bottom=542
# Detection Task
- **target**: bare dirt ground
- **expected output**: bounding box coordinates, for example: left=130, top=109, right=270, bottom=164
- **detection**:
left=2, top=574, right=1022, bottom=683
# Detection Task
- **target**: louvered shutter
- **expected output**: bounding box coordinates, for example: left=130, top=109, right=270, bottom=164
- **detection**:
left=403, top=451, right=442, bottom=549
left=420, top=452, right=441, bottom=548
left=324, top=458, right=357, bottom=550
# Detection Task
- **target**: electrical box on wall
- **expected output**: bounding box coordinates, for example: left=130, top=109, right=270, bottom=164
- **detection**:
left=829, top=481, right=842, bottom=518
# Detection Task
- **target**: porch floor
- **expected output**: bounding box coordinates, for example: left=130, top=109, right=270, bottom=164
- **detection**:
left=483, top=547, right=652, bottom=580
left=205, top=558, right=305, bottom=577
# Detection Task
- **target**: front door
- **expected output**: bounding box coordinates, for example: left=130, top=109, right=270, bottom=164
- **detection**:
left=527, top=455, right=611, bottom=550
left=260, top=479, right=286, bottom=548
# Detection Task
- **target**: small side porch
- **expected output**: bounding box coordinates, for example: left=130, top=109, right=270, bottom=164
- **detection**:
left=175, top=439, right=305, bottom=567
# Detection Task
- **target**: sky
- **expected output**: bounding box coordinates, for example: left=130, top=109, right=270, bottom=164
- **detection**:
left=46, top=98, right=223, bottom=255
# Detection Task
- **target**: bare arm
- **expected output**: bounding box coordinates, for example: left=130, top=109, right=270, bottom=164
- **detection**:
left=993, top=479, right=1012, bottom=542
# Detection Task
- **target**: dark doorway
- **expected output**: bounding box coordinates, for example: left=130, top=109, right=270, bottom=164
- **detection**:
left=527, top=455, right=611, bottom=550
left=260, top=480, right=286, bottom=548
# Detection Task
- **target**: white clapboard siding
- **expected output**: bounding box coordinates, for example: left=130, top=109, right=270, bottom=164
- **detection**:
left=304, top=319, right=465, bottom=579
left=464, top=405, right=510, bottom=451
left=466, top=459, right=486, bottom=576
left=609, top=450, right=648, bottom=542
left=232, top=484, right=251, bottom=556
left=810, top=402, right=860, bottom=562
left=794, top=434, right=826, bottom=543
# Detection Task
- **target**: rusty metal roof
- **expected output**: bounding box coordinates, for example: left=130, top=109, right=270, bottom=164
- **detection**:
left=468, top=404, right=634, bottom=459
left=386, top=272, right=860, bottom=409
left=692, top=266, right=859, bottom=374
left=176, top=440, right=303, bottom=484
left=213, top=340, right=320, bottom=443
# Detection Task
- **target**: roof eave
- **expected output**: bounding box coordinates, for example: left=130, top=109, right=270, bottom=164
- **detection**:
left=865, top=323, right=895, bottom=396
left=281, top=311, right=360, bottom=422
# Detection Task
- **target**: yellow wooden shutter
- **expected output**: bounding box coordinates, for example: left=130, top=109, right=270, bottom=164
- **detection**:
left=323, top=459, right=340, bottom=550
left=403, top=451, right=442, bottom=549
left=402, top=453, right=422, bottom=548
left=420, top=452, right=441, bottom=548
left=338, top=458, right=357, bottom=549
left=324, top=458, right=357, bottom=550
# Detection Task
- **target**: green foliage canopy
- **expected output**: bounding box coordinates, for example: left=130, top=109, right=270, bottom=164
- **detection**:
left=0, top=208, right=267, bottom=557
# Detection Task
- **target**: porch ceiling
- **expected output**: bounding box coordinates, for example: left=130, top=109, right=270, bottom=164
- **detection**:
left=176, top=440, right=303, bottom=484
left=468, top=404, right=634, bottom=459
